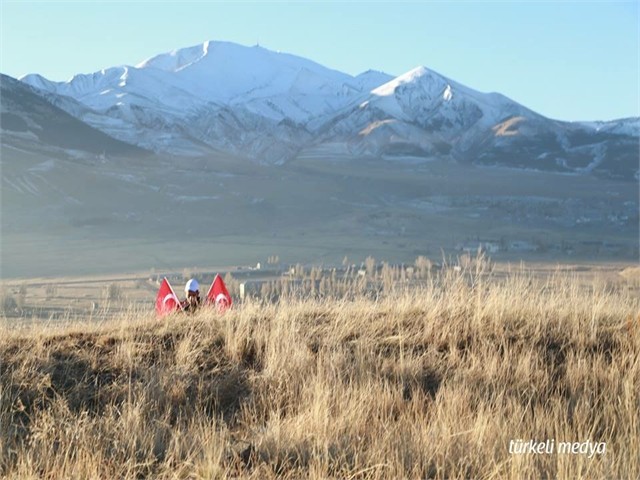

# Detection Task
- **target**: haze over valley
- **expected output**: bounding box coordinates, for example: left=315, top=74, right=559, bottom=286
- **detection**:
left=1, top=41, right=638, bottom=278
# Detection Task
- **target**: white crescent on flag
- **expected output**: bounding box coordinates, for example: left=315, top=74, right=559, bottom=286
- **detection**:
left=215, top=293, right=228, bottom=304
left=163, top=293, right=179, bottom=307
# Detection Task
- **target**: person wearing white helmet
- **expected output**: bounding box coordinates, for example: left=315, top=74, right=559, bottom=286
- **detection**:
left=181, top=278, right=202, bottom=313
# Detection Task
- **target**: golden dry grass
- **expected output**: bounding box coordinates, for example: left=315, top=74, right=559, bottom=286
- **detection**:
left=1, top=265, right=639, bottom=479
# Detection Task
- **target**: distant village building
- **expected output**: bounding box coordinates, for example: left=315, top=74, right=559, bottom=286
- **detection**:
left=457, top=241, right=501, bottom=254
left=508, top=241, right=538, bottom=253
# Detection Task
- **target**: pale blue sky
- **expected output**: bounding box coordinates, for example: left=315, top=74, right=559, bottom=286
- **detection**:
left=1, top=1, right=638, bottom=121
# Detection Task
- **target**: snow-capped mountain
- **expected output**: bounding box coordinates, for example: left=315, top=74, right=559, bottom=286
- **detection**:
left=308, top=66, right=639, bottom=179
left=18, top=40, right=639, bottom=177
left=20, top=41, right=397, bottom=160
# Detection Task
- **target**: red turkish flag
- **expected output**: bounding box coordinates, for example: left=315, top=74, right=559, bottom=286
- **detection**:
left=206, top=274, right=233, bottom=312
left=155, top=277, right=182, bottom=316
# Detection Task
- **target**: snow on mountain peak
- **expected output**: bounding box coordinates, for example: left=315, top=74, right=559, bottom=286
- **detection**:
left=352, top=70, right=395, bottom=92
left=371, top=66, right=445, bottom=97
left=365, top=65, right=454, bottom=120
left=130, top=40, right=363, bottom=104
left=21, top=40, right=395, bottom=119
left=443, top=84, right=453, bottom=101
left=136, top=41, right=209, bottom=72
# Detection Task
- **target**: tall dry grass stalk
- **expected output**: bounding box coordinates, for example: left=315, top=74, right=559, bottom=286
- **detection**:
left=1, top=263, right=638, bottom=479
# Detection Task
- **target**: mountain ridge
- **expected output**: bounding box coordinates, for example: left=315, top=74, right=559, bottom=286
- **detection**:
left=14, top=40, right=640, bottom=178
left=1, top=73, right=147, bottom=156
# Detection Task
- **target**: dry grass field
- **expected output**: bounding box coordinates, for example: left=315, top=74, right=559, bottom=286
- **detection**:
left=1, top=260, right=639, bottom=479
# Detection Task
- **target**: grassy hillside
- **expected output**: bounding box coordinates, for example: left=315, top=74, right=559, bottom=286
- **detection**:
left=1, top=264, right=639, bottom=479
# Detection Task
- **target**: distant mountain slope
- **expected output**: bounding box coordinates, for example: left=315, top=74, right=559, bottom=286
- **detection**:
left=313, top=66, right=639, bottom=179
left=1, top=74, right=145, bottom=156
left=17, top=41, right=639, bottom=178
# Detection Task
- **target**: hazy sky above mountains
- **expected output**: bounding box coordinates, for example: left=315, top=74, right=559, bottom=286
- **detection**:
left=1, top=1, right=637, bottom=122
